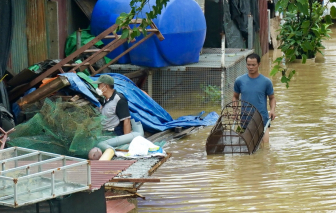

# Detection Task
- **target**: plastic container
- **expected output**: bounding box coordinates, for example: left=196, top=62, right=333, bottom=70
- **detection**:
left=91, top=0, right=206, bottom=67
left=91, top=0, right=132, bottom=63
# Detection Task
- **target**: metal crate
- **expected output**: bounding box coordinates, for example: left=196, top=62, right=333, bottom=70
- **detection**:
left=0, top=147, right=90, bottom=208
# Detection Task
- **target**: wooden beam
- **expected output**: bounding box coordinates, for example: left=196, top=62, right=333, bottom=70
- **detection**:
left=148, top=153, right=172, bottom=176
left=124, top=70, right=148, bottom=79
left=105, top=192, right=146, bottom=200
left=109, top=178, right=160, bottom=183
left=146, top=129, right=172, bottom=142
left=173, top=127, right=195, bottom=139
left=91, top=32, right=156, bottom=76
left=105, top=194, right=137, bottom=200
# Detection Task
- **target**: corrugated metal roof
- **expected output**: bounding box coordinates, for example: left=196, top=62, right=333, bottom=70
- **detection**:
left=106, top=199, right=136, bottom=213
left=10, top=0, right=28, bottom=74
left=26, top=0, right=48, bottom=65
left=90, top=160, right=137, bottom=190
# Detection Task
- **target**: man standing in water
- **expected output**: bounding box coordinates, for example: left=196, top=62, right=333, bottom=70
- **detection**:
left=232, top=53, right=276, bottom=143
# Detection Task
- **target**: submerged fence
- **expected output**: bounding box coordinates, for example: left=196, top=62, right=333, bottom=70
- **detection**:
left=106, top=48, right=253, bottom=118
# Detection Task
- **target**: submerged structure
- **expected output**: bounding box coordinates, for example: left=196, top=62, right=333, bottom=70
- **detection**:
left=206, top=100, right=265, bottom=155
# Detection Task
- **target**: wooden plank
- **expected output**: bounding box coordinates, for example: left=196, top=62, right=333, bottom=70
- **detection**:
left=63, top=63, right=91, bottom=67
left=74, top=37, right=127, bottom=72
left=173, top=127, right=195, bottom=139
left=146, top=129, right=173, bottom=142
left=105, top=194, right=137, bottom=200
left=92, top=32, right=156, bottom=76
left=46, top=1, right=59, bottom=59
left=69, top=95, right=80, bottom=102
left=109, top=178, right=160, bottom=183
left=148, top=153, right=172, bottom=176
left=104, top=186, right=138, bottom=193
left=104, top=35, right=118, bottom=39
left=123, top=70, right=148, bottom=79
left=84, top=49, right=111, bottom=53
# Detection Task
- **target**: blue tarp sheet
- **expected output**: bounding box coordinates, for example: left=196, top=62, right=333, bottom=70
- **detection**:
left=60, top=73, right=219, bottom=133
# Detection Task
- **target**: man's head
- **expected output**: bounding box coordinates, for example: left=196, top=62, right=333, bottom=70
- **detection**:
left=92, top=75, right=114, bottom=97
left=246, top=53, right=261, bottom=76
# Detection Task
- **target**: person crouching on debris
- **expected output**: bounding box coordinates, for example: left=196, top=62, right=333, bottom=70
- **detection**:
left=92, top=75, right=131, bottom=136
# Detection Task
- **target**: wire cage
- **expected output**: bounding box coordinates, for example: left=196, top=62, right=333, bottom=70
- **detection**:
left=206, top=100, right=265, bottom=155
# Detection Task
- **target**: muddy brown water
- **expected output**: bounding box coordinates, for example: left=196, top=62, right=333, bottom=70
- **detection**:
left=136, top=27, right=336, bottom=212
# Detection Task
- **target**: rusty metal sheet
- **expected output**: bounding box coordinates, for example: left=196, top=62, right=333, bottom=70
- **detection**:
left=16, top=76, right=70, bottom=109
left=74, top=0, right=97, bottom=20
left=10, top=0, right=28, bottom=74
left=27, top=0, right=48, bottom=65
left=90, top=160, right=137, bottom=190
left=53, top=0, right=67, bottom=59
left=258, top=0, right=269, bottom=56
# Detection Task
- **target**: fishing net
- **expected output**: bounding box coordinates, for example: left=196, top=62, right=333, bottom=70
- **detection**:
left=7, top=98, right=115, bottom=158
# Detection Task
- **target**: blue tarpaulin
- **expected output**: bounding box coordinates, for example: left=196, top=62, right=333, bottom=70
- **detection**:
left=60, top=73, right=219, bottom=133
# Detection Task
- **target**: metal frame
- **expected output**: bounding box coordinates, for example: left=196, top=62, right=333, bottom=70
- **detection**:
left=0, top=147, right=90, bottom=208
left=206, top=100, right=265, bottom=155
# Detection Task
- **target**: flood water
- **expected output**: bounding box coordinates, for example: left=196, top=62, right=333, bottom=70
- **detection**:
left=137, top=26, right=336, bottom=212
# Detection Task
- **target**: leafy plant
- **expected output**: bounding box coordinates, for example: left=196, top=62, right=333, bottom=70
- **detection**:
left=115, top=0, right=170, bottom=41
left=270, top=0, right=336, bottom=87
left=200, top=84, right=221, bottom=104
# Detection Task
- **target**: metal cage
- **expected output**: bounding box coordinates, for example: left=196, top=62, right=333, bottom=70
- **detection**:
left=0, top=147, right=90, bottom=208
left=206, top=100, right=265, bottom=155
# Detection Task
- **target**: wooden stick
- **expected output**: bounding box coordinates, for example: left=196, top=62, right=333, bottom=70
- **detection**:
left=109, top=178, right=160, bottom=183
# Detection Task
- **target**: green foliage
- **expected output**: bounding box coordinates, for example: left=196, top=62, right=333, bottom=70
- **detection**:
left=115, top=0, right=170, bottom=41
left=271, top=0, right=336, bottom=87
left=235, top=125, right=245, bottom=134
left=270, top=57, right=296, bottom=88
left=200, top=84, right=221, bottom=104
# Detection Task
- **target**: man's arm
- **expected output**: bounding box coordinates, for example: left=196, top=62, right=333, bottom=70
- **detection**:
left=123, top=118, right=131, bottom=134
left=232, top=92, right=240, bottom=101
left=115, top=93, right=131, bottom=135
left=268, top=94, right=276, bottom=120
left=232, top=92, right=240, bottom=118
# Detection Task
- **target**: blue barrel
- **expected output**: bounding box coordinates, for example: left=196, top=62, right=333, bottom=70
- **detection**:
left=91, top=0, right=131, bottom=64
left=91, top=0, right=206, bottom=67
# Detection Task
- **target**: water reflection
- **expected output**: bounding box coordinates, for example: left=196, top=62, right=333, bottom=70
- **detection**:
left=138, top=26, right=336, bottom=212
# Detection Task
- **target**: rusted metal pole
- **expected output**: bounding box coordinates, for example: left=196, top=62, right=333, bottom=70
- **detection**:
left=16, top=76, right=70, bottom=110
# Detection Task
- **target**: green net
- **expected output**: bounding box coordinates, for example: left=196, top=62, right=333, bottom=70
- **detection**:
left=8, top=98, right=116, bottom=158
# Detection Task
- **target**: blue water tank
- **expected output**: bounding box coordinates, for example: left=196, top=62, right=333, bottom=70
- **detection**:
left=91, top=0, right=206, bottom=67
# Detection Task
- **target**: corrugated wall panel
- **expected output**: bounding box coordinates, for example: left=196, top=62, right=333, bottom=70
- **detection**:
left=258, top=0, right=269, bottom=56
left=10, top=0, right=28, bottom=74
left=55, top=0, right=67, bottom=59
left=26, top=0, right=48, bottom=65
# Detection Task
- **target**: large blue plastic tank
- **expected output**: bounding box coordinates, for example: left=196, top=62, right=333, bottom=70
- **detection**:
left=91, top=0, right=132, bottom=64
left=91, top=0, right=206, bottom=67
